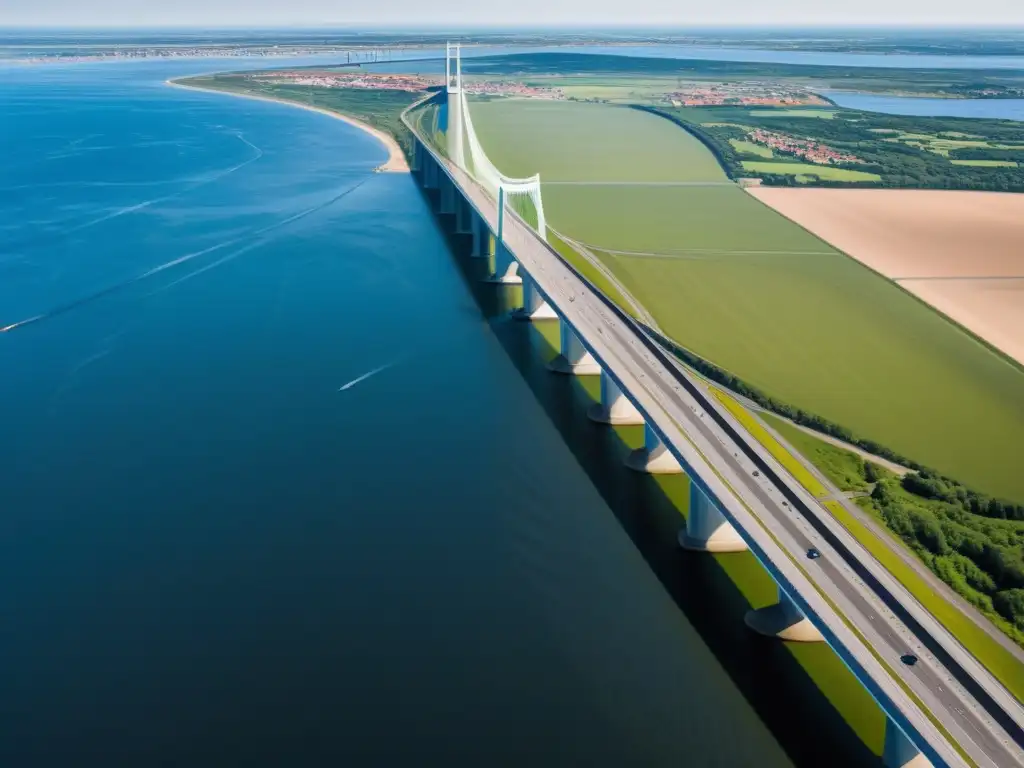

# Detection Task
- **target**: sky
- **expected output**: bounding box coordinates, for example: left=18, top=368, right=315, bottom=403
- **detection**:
left=6, top=0, right=1024, bottom=27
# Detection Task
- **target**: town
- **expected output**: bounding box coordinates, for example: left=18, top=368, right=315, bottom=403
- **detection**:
left=747, top=128, right=864, bottom=165
left=664, top=81, right=830, bottom=108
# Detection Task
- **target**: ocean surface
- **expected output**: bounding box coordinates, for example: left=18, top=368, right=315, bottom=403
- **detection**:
left=0, top=59, right=885, bottom=767
left=6, top=34, right=1024, bottom=70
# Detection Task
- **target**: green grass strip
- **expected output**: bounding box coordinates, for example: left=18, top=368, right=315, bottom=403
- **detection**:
left=710, top=389, right=830, bottom=498
left=714, top=388, right=1024, bottom=704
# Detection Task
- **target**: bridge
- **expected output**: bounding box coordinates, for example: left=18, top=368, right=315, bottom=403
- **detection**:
left=401, top=44, right=1024, bottom=768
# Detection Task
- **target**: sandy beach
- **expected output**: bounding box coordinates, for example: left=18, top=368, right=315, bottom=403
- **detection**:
left=166, top=79, right=409, bottom=172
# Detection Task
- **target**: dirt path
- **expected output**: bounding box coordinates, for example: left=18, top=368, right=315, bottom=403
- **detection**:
left=552, top=229, right=661, bottom=330
left=167, top=79, right=409, bottom=173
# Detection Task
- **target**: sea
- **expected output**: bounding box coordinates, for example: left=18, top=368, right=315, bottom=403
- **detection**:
left=0, top=57, right=886, bottom=766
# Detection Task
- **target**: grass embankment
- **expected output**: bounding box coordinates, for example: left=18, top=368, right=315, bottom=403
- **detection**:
left=177, top=74, right=423, bottom=159
left=740, top=161, right=882, bottom=183
left=709, top=390, right=829, bottom=498
left=733, top=406, right=1024, bottom=697
left=548, top=234, right=635, bottom=315
left=760, top=414, right=871, bottom=494
left=470, top=97, right=1024, bottom=505
left=951, top=160, right=1019, bottom=168
left=749, top=109, right=837, bottom=119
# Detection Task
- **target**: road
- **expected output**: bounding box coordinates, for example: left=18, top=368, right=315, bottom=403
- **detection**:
left=411, top=132, right=1024, bottom=768
left=754, top=415, right=1024, bottom=671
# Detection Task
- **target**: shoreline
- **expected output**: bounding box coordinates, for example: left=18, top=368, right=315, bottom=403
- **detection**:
left=166, top=78, right=409, bottom=173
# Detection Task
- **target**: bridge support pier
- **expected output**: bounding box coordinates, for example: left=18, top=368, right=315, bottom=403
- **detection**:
left=745, top=585, right=824, bottom=642
left=455, top=196, right=471, bottom=234
left=680, top=483, right=748, bottom=552
left=485, top=242, right=522, bottom=284
left=470, top=214, right=486, bottom=258
left=883, top=717, right=932, bottom=768
left=548, top=321, right=600, bottom=375
left=626, top=423, right=683, bottom=474
left=589, top=371, right=644, bottom=425
left=423, top=156, right=438, bottom=190
left=440, top=175, right=456, bottom=215
left=514, top=274, right=557, bottom=321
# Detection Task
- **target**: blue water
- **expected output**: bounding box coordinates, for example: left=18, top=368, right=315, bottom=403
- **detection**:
left=8, top=40, right=1024, bottom=72
left=827, top=91, right=1024, bottom=120
left=0, top=60, right=878, bottom=767
left=558, top=44, right=1024, bottom=71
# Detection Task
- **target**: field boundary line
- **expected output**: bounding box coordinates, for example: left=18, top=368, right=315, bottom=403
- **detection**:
left=743, top=187, right=1024, bottom=380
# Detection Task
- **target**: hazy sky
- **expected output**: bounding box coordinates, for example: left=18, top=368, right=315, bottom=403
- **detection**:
left=7, top=0, right=1024, bottom=27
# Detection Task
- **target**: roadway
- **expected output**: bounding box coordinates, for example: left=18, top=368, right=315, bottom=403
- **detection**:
left=411, top=132, right=1024, bottom=768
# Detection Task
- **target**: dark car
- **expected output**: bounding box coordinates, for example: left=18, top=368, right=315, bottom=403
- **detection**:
left=901, top=654, right=919, bottom=667
left=806, top=548, right=821, bottom=560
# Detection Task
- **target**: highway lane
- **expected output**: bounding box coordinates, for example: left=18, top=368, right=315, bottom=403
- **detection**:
left=414, top=136, right=1024, bottom=768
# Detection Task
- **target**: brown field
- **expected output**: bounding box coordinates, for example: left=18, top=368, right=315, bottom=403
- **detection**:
left=749, top=189, right=1024, bottom=365
left=900, top=278, right=1024, bottom=366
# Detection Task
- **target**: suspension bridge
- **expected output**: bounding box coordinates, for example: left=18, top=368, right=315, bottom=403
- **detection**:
left=400, top=43, right=1024, bottom=768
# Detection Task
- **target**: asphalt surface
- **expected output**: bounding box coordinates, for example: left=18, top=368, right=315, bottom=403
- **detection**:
left=411, top=134, right=1024, bottom=768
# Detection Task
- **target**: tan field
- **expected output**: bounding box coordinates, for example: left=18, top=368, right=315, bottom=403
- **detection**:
left=750, top=188, right=1024, bottom=365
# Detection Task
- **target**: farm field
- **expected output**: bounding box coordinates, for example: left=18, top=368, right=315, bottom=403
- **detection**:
left=730, top=139, right=773, bottom=158
left=740, top=161, right=882, bottom=182
left=469, top=97, right=1024, bottom=502
left=951, top=159, right=1018, bottom=168
left=749, top=188, right=1024, bottom=367
left=466, top=99, right=728, bottom=182
left=749, top=109, right=836, bottom=119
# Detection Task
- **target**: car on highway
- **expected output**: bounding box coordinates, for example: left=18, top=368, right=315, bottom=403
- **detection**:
left=806, top=548, right=821, bottom=560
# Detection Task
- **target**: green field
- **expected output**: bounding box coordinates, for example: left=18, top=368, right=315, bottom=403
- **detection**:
left=951, top=159, right=1019, bottom=168
left=749, top=109, right=837, bottom=119
left=730, top=139, right=773, bottom=158
left=741, top=161, right=883, bottom=182
left=467, top=99, right=728, bottom=182
left=469, top=97, right=1024, bottom=502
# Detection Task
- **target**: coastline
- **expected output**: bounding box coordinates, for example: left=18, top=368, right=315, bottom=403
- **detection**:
left=166, top=78, right=409, bottom=173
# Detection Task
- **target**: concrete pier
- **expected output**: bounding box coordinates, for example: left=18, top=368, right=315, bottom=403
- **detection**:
left=626, top=423, right=683, bottom=474
left=455, top=196, right=471, bottom=234
left=469, top=214, right=485, bottom=258
left=884, top=717, right=933, bottom=768
left=440, top=176, right=456, bottom=215
left=514, top=274, right=557, bottom=321
left=485, top=242, right=522, bottom=284
left=548, top=320, right=600, bottom=375
left=423, top=158, right=438, bottom=189
left=745, top=585, right=824, bottom=642
left=589, top=371, right=644, bottom=425
left=680, top=483, right=748, bottom=552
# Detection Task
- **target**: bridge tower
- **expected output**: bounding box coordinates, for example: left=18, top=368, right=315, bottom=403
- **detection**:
left=445, top=42, right=466, bottom=169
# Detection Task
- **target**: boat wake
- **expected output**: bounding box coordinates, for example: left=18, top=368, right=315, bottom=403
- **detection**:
left=337, top=360, right=398, bottom=392
left=1, top=176, right=371, bottom=333
left=0, top=133, right=265, bottom=254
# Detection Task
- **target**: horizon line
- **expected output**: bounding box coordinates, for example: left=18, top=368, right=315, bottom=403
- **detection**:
left=5, top=22, right=1024, bottom=30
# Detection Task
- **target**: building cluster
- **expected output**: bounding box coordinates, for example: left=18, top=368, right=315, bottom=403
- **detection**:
left=748, top=129, right=864, bottom=165
left=255, top=71, right=437, bottom=92
left=665, top=82, right=827, bottom=108
left=463, top=81, right=564, bottom=99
